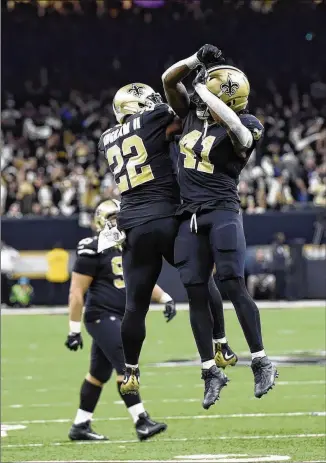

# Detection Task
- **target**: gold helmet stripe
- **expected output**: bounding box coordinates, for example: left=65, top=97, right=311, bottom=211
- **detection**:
left=207, top=65, right=249, bottom=80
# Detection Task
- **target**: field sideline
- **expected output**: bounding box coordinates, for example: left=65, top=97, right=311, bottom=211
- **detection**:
left=1, top=306, right=325, bottom=462
left=1, top=300, right=325, bottom=316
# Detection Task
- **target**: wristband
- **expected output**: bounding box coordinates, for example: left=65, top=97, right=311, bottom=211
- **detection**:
left=69, top=321, right=81, bottom=334
left=159, top=292, right=172, bottom=304
left=183, top=54, right=201, bottom=70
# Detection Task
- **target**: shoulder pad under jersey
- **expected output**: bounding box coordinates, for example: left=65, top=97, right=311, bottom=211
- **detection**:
left=240, top=114, right=264, bottom=141
left=76, top=236, right=98, bottom=256
left=99, top=125, right=121, bottom=150
left=142, top=102, right=175, bottom=120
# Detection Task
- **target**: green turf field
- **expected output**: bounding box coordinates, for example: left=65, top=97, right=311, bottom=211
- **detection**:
left=1, top=306, right=326, bottom=462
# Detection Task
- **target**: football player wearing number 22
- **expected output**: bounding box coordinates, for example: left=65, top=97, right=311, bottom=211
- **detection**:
left=98, top=81, right=237, bottom=409
left=162, top=44, right=278, bottom=407
left=65, top=200, right=176, bottom=441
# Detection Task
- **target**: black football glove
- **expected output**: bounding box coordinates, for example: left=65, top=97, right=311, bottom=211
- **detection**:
left=197, top=44, right=225, bottom=69
left=163, top=299, right=176, bottom=322
left=65, top=333, right=83, bottom=351
left=192, top=66, right=208, bottom=88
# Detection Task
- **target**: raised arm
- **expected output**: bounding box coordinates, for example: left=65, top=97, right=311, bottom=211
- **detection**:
left=162, top=44, right=224, bottom=119
left=161, top=54, right=199, bottom=119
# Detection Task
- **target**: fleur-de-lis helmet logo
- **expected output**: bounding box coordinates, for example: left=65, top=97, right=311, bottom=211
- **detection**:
left=220, top=74, right=240, bottom=97
left=127, top=84, right=145, bottom=97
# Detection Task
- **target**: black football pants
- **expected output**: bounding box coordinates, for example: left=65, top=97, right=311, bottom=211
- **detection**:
left=121, top=217, right=179, bottom=365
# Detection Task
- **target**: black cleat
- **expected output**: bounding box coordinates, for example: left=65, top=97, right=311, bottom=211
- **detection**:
left=135, top=412, right=167, bottom=441
left=201, top=365, right=229, bottom=410
left=68, top=420, right=108, bottom=441
left=214, top=342, right=238, bottom=369
left=120, top=367, right=140, bottom=395
left=251, top=356, right=278, bottom=398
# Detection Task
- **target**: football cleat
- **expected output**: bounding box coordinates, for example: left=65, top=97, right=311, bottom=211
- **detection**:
left=201, top=365, right=229, bottom=410
left=135, top=412, right=167, bottom=441
left=120, top=367, right=140, bottom=395
left=251, top=356, right=278, bottom=398
left=214, top=342, right=238, bottom=369
left=68, top=421, right=108, bottom=441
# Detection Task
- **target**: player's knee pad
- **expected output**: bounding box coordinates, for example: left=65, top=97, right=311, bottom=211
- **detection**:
left=212, top=223, right=245, bottom=280
left=185, top=283, right=210, bottom=310
left=125, top=280, right=153, bottom=313
left=89, top=364, right=113, bottom=384
left=174, top=239, right=210, bottom=286
left=220, top=277, right=246, bottom=301
left=125, top=298, right=150, bottom=316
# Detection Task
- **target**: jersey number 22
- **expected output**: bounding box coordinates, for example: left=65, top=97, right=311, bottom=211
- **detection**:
left=106, top=134, right=154, bottom=193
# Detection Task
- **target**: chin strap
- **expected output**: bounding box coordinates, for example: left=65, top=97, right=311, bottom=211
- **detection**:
left=203, top=119, right=208, bottom=139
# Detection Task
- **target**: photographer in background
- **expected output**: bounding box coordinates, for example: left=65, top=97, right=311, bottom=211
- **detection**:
left=247, top=249, right=276, bottom=300
left=1, top=241, right=20, bottom=306
left=271, top=233, right=290, bottom=300
left=9, top=277, right=34, bottom=308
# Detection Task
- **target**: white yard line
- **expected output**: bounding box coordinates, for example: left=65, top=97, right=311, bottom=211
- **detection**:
left=15, top=455, right=326, bottom=463
left=1, top=380, right=326, bottom=396
left=3, top=411, right=325, bottom=426
left=4, top=394, right=324, bottom=409
left=1, top=300, right=325, bottom=315
left=194, top=380, right=326, bottom=387
left=2, top=433, right=325, bottom=450
left=17, top=461, right=326, bottom=463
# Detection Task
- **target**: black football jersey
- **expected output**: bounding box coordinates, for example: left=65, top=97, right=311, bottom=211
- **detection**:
left=99, top=104, right=180, bottom=229
left=73, top=236, right=126, bottom=320
left=177, top=110, right=264, bottom=215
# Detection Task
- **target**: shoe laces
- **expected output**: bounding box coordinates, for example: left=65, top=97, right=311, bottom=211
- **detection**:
left=252, top=360, right=263, bottom=383
left=202, top=369, right=214, bottom=394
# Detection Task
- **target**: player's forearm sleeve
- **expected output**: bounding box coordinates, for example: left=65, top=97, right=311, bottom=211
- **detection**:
left=195, top=83, right=253, bottom=148
left=162, top=54, right=201, bottom=82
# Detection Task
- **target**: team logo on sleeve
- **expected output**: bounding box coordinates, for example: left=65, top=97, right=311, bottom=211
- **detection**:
left=127, top=84, right=145, bottom=97
left=220, top=74, right=240, bottom=97
left=252, top=127, right=263, bottom=140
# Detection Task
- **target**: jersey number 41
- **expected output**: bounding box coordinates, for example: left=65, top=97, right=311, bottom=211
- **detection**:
left=180, top=130, right=216, bottom=174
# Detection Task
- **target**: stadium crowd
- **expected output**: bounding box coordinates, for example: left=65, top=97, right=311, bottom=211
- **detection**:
left=1, top=0, right=325, bottom=218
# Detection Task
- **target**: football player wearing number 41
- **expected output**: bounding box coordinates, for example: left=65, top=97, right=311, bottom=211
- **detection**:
left=98, top=83, right=237, bottom=402
left=162, top=44, right=278, bottom=408
left=65, top=199, right=176, bottom=441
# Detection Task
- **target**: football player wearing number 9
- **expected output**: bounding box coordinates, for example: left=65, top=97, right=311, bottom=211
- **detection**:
left=162, top=44, right=278, bottom=407
left=65, top=200, right=175, bottom=441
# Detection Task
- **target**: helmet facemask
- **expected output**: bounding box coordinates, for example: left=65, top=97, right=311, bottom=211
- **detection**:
left=191, top=91, right=211, bottom=121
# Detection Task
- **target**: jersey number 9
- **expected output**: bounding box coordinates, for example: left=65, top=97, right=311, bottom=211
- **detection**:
left=106, top=135, right=155, bottom=193
left=111, top=256, right=125, bottom=289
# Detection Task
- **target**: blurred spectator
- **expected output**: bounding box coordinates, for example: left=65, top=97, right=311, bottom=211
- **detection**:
left=1, top=241, right=20, bottom=306
left=271, top=233, right=290, bottom=300
left=45, top=244, right=70, bottom=306
left=9, top=277, right=34, bottom=308
left=247, top=249, right=276, bottom=299
left=1, top=0, right=326, bottom=219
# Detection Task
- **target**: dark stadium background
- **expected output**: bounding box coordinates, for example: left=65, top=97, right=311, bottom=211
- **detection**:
left=1, top=0, right=326, bottom=305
